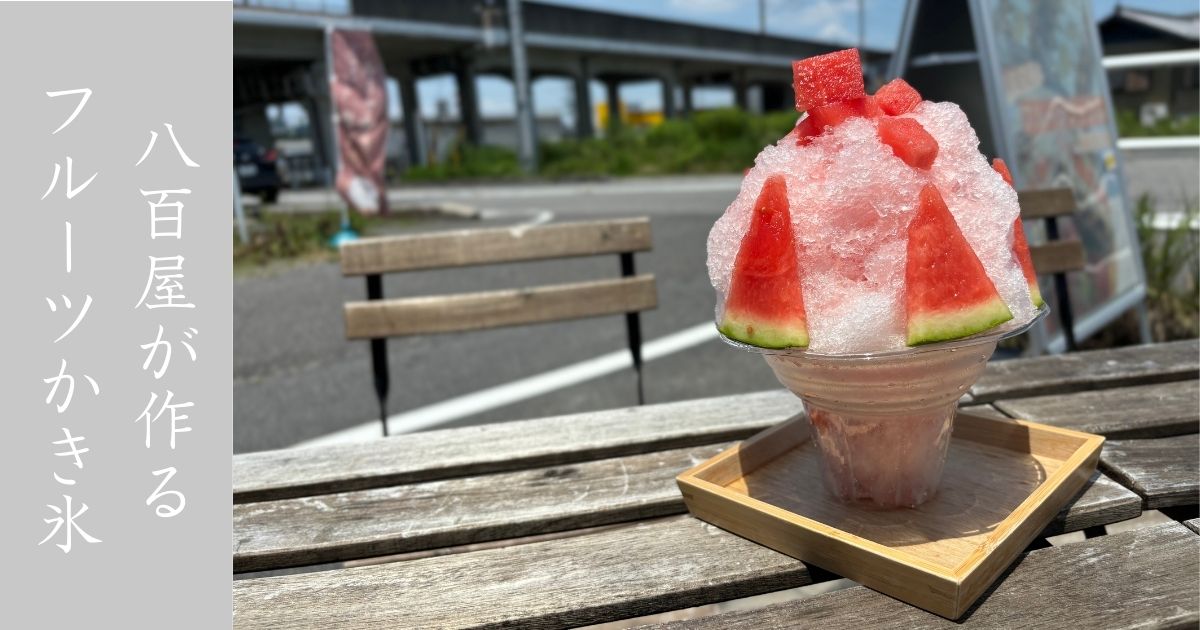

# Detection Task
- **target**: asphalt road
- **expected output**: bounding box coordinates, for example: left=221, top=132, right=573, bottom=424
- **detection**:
left=234, top=176, right=783, bottom=453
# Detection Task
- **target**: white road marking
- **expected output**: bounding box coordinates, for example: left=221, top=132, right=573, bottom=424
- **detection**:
left=290, top=321, right=721, bottom=448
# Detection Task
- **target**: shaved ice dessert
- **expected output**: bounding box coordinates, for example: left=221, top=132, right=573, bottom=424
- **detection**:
left=708, top=49, right=1046, bottom=508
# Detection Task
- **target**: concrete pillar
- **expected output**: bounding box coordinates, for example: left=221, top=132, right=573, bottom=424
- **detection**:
left=733, top=71, right=750, bottom=111
left=681, top=80, right=694, bottom=116
left=307, top=61, right=338, bottom=186
left=454, top=54, right=484, bottom=145
left=661, top=74, right=678, bottom=119
left=605, top=78, right=621, bottom=131
left=574, top=58, right=594, bottom=139
left=397, top=71, right=427, bottom=167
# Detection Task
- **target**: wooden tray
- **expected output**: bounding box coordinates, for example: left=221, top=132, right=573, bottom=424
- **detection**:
left=676, top=410, right=1104, bottom=619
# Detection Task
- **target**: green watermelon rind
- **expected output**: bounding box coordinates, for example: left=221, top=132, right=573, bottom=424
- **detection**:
left=906, top=298, right=1014, bottom=346
left=720, top=312, right=809, bottom=349
left=1028, top=280, right=1046, bottom=309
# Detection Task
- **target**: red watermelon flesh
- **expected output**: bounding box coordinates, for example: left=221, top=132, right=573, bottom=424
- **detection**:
left=906, top=185, right=1013, bottom=345
left=795, top=97, right=882, bottom=144
left=874, top=78, right=922, bottom=115
left=991, top=158, right=1045, bottom=307
left=877, top=117, right=939, bottom=170
left=719, top=175, right=809, bottom=348
left=792, top=48, right=865, bottom=113
left=992, top=157, right=1014, bottom=187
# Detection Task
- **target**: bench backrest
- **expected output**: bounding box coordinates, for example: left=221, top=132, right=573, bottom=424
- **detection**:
left=340, top=218, right=656, bottom=340
left=1018, top=188, right=1085, bottom=274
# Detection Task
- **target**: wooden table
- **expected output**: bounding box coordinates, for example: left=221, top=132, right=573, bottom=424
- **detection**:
left=232, top=340, right=1200, bottom=629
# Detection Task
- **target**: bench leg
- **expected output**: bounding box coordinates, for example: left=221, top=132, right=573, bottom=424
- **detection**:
left=366, top=274, right=390, bottom=437
left=620, top=252, right=645, bottom=405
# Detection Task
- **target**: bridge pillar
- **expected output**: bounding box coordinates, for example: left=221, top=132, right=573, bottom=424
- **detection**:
left=397, top=70, right=427, bottom=167
left=306, top=61, right=337, bottom=186
left=661, top=73, right=678, bottom=119
left=681, top=80, right=693, bottom=116
left=454, top=54, right=484, bottom=145
left=604, top=78, right=621, bottom=131
left=733, top=71, right=750, bottom=111
left=574, top=57, right=594, bottom=139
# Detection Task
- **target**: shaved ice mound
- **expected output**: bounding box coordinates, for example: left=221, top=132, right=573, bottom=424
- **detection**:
left=708, top=97, right=1039, bottom=354
left=707, top=49, right=1047, bottom=509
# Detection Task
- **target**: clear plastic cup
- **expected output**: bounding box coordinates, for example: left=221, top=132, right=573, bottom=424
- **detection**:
left=724, top=307, right=1046, bottom=509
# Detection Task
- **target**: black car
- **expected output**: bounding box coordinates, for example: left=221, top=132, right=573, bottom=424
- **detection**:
left=235, top=137, right=282, bottom=203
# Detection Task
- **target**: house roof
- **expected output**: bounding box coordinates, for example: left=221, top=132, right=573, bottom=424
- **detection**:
left=1100, top=6, right=1199, bottom=42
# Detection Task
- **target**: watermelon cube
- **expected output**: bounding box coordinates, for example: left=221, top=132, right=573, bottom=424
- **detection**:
left=795, top=97, right=882, bottom=144
left=874, top=78, right=922, bottom=115
left=877, top=117, right=939, bottom=169
left=792, top=48, right=865, bottom=112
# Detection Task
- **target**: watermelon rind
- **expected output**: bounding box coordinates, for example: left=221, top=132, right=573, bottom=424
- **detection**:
left=906, top=299, right=1013, bottom=346
left=1027, top=279, right=1045, bottom=309
left=720, top=311, right=809, bottom=349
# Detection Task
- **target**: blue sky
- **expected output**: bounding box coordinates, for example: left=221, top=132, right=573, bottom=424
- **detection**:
left=381, top=0, right=1198, bottom=123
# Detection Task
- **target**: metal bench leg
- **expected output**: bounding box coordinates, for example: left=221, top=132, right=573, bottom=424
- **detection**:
left=620, top=252, right=645, bottom=405
left=1046, top=216, right=1078, bottom=352
left=366, top=274, right=390, bottom=437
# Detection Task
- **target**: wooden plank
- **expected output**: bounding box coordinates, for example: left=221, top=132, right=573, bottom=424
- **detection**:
left=339, top=218, right=652, bottom=275
left=993, top=380, right=1200, bottom=439
left=1018, top=188, right=1076, bottom=220
left=971, top=339, right=1199, bottom=403
left=233, top=390, right=803, bottom=503
left=1101, top=434, right=1200, bottom=509
left=235, top=445, right=1137, bottom=573
left=233, top=443, right=728, bottom=572
left=343, top=275, right=657, bottom=339
left=642, top=522, right=1199, bottom=630
left=1042, top=470, right=1141, bottom=537
left=1029, top=240, right=1085, bottom=274
left=232, top=515, right=812, bottom=629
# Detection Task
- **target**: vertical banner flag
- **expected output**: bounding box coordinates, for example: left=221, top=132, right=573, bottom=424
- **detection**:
left=331, top=29, right=390, bottom=214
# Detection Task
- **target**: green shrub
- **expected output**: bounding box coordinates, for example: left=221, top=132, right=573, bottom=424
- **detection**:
left=1116, top=110, right=1200, bottom=137
left=1134, top=194, right=1199, bottom=340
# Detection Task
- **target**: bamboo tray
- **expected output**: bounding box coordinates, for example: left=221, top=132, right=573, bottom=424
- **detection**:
left=676, top=410, right=1104, bottom=619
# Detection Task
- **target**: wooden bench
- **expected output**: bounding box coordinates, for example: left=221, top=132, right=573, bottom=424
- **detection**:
left=339, top=217, right=657, bottom=436
left=1018, top=188, right=1087, bottom=351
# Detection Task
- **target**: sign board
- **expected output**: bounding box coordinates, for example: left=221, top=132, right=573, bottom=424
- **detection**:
left=890, top=0, right=1148, bottom=353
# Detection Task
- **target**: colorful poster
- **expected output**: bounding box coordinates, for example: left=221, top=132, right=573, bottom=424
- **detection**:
left=975, top=0, right=1146, bottom=344
left=331, top=29, right=390, bottom=215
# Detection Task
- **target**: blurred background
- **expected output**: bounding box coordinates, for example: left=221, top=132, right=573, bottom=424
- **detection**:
left=232, top=0, right=1198, bottom=454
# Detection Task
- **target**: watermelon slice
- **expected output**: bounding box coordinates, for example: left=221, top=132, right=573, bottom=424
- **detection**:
left=906, top=185, right=1013, bottom=345
left=795, top=96, right=882, bottom=144
left=874, top=78, right=922, bottom=115
left=719, top=175, right=809, bottom=348
left=792, top=48, right=865, bottom=113
left=992, top=158, right=1045, bottom=307
left=877, top=117, right=939, bottom=169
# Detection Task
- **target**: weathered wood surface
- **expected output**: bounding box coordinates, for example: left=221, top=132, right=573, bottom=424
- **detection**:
left=1042, top=470, right=1141, bottom=536
left=1101, top=434, right=1200, bottom=509
left=643, top=522, right=1200, bottom=630
left=971, top=340, right=1199, bottom=402
left=344, top=275, right=657, bottom=339
left=1018, top=188, right=1076, bottom=220
left=993, top=380, right=1200, bottom=439
left=1185, top=519, right=1199, bottom=535
left=232, top=516, right=812, bottom=630
left=340, top=217, right=652, bottom=275
left=1028, top=240, right=1086, bottom=275
left=233, top=390, right=803, bottom=503
left=235, top=433, right=1136, bottom=573
left=233, top=443, right=728, bottom=572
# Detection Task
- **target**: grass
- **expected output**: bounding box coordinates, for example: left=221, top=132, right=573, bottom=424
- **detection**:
left=1116, top=110, right=1200, bottom=138
left=401, top=108, right=798, bottom=182
left=233, top=210, right=414, bottom=274
left=1134, top=193, right=1199, bottom=341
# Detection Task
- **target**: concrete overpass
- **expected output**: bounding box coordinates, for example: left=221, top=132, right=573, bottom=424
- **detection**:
left=233, top=0, right=888, bottom=177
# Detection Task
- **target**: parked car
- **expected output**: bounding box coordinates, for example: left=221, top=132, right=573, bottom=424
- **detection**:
left=235, top=137, right=282, bottom=203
